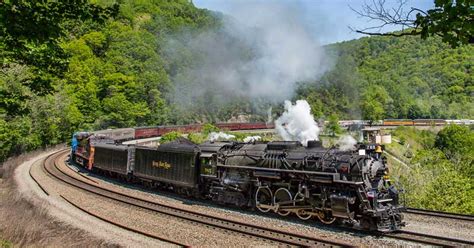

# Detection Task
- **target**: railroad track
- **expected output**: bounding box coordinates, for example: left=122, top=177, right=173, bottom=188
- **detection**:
left=39, top=150, right=351, bottom=247
left=405, top=207, right=474, bottom=222
left=38, top=150, right=189, bottom=247
left=385, top=230, right=474, bottom=247
left=35, top=149, right=474, bottom=247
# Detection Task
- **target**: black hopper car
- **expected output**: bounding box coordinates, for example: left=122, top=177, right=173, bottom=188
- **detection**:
left=80, top=139, right=405, bottom=232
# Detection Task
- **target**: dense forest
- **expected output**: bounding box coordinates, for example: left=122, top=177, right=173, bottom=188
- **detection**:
left=298, top=35, right=473, bottom=120
left=1, top=0, right=473, bottom=161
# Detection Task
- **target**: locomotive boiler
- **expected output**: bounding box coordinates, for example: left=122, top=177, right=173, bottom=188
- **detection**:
left=199, top=140, right=404, bottom=232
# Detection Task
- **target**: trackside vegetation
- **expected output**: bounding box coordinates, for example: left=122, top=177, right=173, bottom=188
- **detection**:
left=388, top=125, right=473, bottom=214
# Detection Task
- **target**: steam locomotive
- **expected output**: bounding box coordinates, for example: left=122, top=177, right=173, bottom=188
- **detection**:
left=71, top=133, right=404, bottom=232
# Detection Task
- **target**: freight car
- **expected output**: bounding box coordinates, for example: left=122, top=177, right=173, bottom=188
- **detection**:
left=72, top=137, right=404, bottom=232
left=413, top=119, right=446, bottom=126
left=134, top=122, right=273, bottom=140
left=93, top=128, right=135, bottom=141
left=93, top=143, right=133, bottom=176
left=382, top=119, right=414, bottom=126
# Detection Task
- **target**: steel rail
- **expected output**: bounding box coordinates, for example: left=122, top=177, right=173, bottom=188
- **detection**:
left=59, top=195, right=190, bottom=247
left=46, top=150, right=352, bottom=248
left=405, top=207, right=474, bottom=222
left=385, top=230, right=474, bottom=247
left=29, top=155, right=51, bottom=196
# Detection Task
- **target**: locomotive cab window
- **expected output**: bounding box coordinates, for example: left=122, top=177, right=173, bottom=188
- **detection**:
left=200, top=153, right=216, bottom=176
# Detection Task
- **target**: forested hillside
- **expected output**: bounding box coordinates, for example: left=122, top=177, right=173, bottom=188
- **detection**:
left=1, top=0, right=218, bottom=160
left=1, top=1, right=473, bottom=161
left=298, top=34, right=473, bottom=120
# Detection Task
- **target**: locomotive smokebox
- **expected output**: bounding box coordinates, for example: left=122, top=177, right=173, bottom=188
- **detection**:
left=307, top=140, right=322, bottom=148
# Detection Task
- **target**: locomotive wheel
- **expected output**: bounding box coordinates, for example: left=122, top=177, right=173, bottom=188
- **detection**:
left=273, top=188, right=292, bottom=216
left=293, top=192, right=312, bottom=220
left=255, top=187, right=273, bottom=213
left=317, top=211, right=336, bottom=225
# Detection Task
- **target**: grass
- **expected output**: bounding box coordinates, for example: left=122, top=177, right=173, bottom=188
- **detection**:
left=0, top=238, right=12, bottom=248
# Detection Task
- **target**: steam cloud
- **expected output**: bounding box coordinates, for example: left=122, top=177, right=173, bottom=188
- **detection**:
left=166, top=2, right=328, bottom=107
left=337, top=135, right=357, bottom=151
left=208, top=132, right=236, bottom=142
left=275, top=100, right=320, bottom=146
left=243, top=135, right=261, bottom=143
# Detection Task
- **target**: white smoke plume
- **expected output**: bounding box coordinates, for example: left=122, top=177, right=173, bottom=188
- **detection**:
left=208, top=132, right=236, bottom=142
left=337, top=135, right=357, bottom=151
left=266, top=107, right=273, bottom=124
left=166, top=2, right=329, bottom=107
left=243, top=135, right=261, bottom=143
left=275, top=100, right=320, bottom=146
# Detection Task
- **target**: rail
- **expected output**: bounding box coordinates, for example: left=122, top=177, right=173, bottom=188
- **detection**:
left=405, top=207, right=474, bottom=222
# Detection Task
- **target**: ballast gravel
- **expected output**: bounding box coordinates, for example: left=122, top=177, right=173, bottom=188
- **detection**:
left=54, top=153, right=422, bottom=247
left=403, top=213, right=474, bottom=241
left=19, top=150, right=473, bottom=247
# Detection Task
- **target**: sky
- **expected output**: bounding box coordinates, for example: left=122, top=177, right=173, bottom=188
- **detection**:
left=192, top=0, right=434, bottom=44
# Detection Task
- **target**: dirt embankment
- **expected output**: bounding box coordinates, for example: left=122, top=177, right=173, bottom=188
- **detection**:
left=0, top=145, right=117, bottom=247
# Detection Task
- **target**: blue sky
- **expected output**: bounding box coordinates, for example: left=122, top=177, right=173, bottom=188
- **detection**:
left=193, top=0, right=434, bottom=44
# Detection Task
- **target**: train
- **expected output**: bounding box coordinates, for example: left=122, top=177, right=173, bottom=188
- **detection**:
left=71, top=124, right=405, bottom=232
left=337, top=119, right=474, bottom=127
left=87, top=122, right=275, bottom=143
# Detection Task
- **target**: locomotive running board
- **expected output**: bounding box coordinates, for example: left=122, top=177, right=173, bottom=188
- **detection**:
left=218, top=164, right=365, bottom=185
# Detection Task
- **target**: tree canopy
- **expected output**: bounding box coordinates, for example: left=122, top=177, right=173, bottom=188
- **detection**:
left=0, top=0, right=473, bottom=163
left=351, top=0, right=473, bottom=47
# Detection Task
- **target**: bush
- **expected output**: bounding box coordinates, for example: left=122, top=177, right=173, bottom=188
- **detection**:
left=202, top=123, right=219, bottom=135
left=418, top=169, right=474, bottom=214
left=398, top=136, right=406, bottom=145
left=160, top=131, right=182, bottom=143
left=187, top=133, right=206, bottom=144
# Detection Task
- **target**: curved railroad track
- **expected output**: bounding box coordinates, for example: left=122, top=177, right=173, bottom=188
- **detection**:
left=405, top=207, right=474, bottom=222
left=32, top=149, right=474, bottom=247
left=32, top=149, right=189, bottom=247
left=38, top=149, right=352, bottom=247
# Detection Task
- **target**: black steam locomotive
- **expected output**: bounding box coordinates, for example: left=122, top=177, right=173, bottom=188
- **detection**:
left=75, top=138, right=405, bottom=232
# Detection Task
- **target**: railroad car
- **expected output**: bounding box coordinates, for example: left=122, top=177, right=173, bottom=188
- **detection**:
left=134, top=140, right=200, bottom=191
left=93, top=128, right=135, bottom=141
left=383, top=119, right=414, bottom=126
left=413, top=119, right=446, bottom=126
left=71, top=132, right=94, bottom=169
left=93, top=143, right=133, bottom=176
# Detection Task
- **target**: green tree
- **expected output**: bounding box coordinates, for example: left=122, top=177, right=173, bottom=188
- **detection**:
left=418, top=169, right=474, bottom=214
left=352, top=0, right=473, bottom=47
left=360, top=86, right=391, bottom=122
left=101, top=92, right=150, bottom=128
left=0, top=0, right=118, bottom=92
left=434, top=125, right=474, bottom=175
left=326, top=114, right=342, bottom=136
